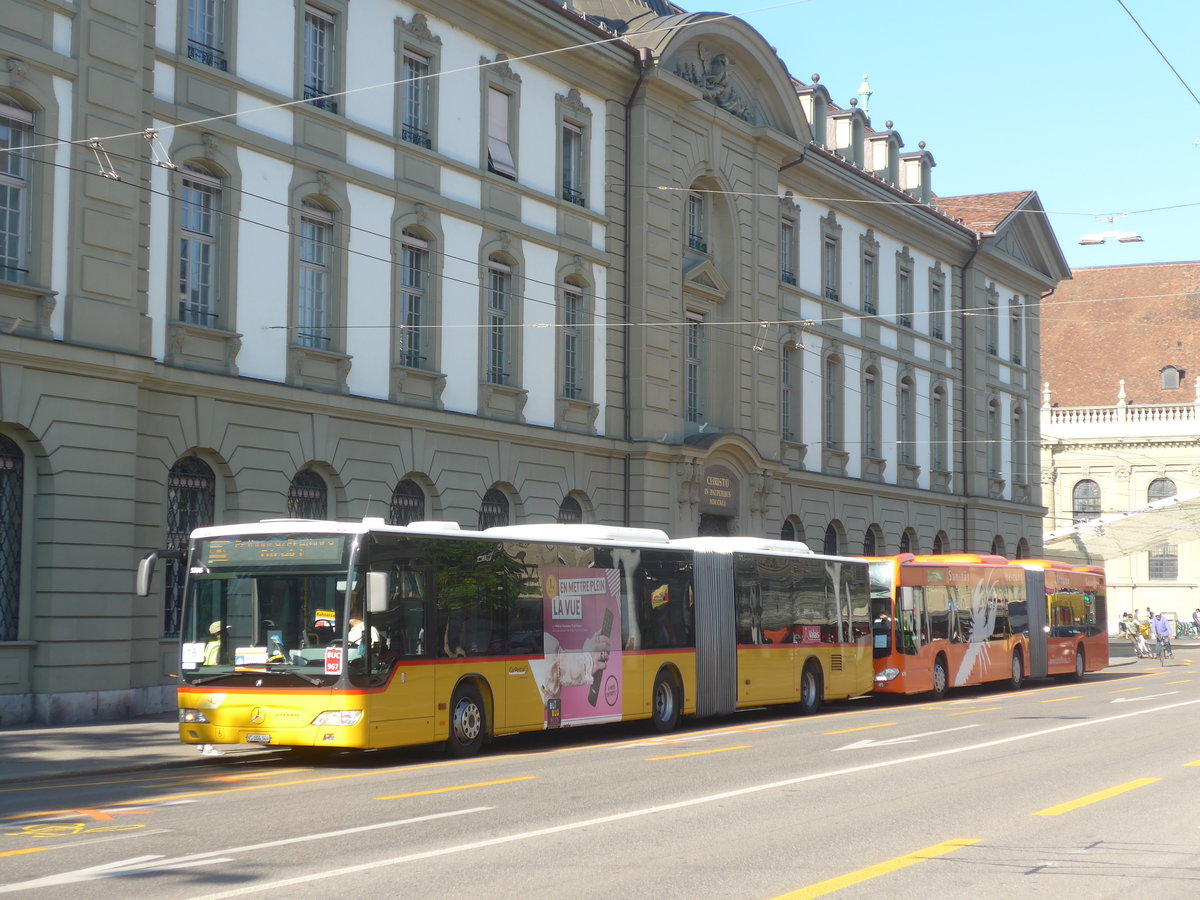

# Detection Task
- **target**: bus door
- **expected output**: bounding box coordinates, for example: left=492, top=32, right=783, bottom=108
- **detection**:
left=895, top=585, right=925, bottom=657
left=361, top=562, right=435, bottom=744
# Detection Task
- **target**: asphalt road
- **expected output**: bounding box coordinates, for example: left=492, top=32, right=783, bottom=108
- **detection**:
left=2, top=651, right=1197, bottom=899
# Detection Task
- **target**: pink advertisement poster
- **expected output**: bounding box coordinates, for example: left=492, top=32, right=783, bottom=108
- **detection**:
left=529, top=567, right=623, bottom=727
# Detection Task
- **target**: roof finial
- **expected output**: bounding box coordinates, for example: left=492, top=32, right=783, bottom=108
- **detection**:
left=857, top=73, right=872, bottom=115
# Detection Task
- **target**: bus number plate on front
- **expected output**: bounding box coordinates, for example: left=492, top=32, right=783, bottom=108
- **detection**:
left=245, top=733, right=271, bottom=744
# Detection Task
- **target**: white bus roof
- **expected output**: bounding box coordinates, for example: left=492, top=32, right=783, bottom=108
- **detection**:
left=670, top=536, right=815, bottom=555
left=482, top=523, right=672, bottom=545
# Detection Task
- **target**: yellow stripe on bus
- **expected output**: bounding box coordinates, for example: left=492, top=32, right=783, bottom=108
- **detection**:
left=774, top=838, right=980, bottom=899
left=1033, top=778, right=1159, bottom=816
left=376, top=776, right=534, bottom=801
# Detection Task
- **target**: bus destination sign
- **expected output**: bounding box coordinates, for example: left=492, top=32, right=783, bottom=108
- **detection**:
left=200, top=535, right=346, bottom=567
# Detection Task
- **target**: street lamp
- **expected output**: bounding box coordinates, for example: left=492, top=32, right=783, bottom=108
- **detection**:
left=1079, top=214, right=1143, bottom=245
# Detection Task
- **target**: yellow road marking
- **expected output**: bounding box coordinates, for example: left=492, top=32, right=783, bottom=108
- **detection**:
left=648, top=745, right=751, bottom=761
left=1040, top=696, right=1080, bottom=703
left=774, top=838, right=980, bottom=898
left=823, top=723, right=896, bottom=735
left=376, top=776, right=534, bottom=801
left=1033, top=778, right=1159, bottom=816
left=949, top=707, right=1000, bottom=716
left=1184, top=760, right=1200, bottom=767
left=1109, top=687, right=1142, bottom=693
left=0, top=847, right=48, bottom=857
left=1165, top=680, right=1191, bottom=685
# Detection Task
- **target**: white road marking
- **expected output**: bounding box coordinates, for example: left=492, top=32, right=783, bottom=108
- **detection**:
left=834, top=724, right=981, bottom=751
left=0, top=808, right=489, bottom=893
left=1112, top=691, right=1179, bottom=703
left=186, top=698, right=1200, bottom=898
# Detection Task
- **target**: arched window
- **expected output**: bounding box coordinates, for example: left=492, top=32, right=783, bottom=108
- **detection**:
left=781, top=519, right=796, bottom=542
left=990, top=536, right=1006, bottom=558
left=932, top=531, right=946, bottom=555
left=1016, top=538, right=1030, bottom=558
left=823, top=522, right=839, bottom=555
left=557, top=495, right=582, bottom=524
left=388, top=479, right=425, bottom=525
left=899, top=528, right=917, bottom=555
left=288, top=469, right=327, bottom=519
left=1148, top=478, right=1176, bottom=503
left=165, top=456, right=215, bottom=636
left=479, top=488, right=509, bottom=529
left=863, top=525, right=881, bottom=556
left=1072, top=480, right=1100, bottom=524
left=0, top=435, right=23, bottom=641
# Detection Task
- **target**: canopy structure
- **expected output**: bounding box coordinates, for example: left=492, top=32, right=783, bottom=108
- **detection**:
left=1045, top=488, right=1200, bottom=563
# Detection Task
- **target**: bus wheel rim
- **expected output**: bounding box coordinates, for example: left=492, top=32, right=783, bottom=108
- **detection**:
left=453, top=697, right=481, bottom=741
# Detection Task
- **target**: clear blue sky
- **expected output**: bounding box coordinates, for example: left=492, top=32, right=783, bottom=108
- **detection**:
left=711, top=0, right=1200, bottom=271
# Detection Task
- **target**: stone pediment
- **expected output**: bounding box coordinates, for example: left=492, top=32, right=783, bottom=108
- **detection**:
left=683, top=258, right=728, bottom=302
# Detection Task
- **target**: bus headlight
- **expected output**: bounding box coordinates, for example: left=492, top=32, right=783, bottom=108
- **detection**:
left=179, top=709, right=210, bottom=724
left=311, top=710, right=363, bottom=726
left=874, top=668, right=900, bottom=683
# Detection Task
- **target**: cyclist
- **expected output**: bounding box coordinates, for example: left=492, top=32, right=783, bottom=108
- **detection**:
left=1151, top=612, right=1173, bottom=659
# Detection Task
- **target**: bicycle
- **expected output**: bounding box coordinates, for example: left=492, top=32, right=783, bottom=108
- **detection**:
left=1157, top=634, right=1174, bottom=665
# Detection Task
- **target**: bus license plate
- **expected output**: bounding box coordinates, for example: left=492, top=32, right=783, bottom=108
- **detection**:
left=245, top=733, right=271, bottom=744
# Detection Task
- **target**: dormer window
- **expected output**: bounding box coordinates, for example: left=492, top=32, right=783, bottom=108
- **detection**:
left=1161, top=365, right=1184, bottom=390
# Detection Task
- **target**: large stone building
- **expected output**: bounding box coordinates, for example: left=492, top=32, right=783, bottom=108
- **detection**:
left=0, top=0, right=1066, bottom=723
left=1042, top=263, right=1200, bottom=629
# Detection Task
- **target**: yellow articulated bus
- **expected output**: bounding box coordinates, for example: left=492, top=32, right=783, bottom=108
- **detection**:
left=137, top=519, right=873, bottom=756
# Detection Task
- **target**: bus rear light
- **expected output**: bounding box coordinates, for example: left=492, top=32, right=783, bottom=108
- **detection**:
left=874, top=668, right=900, bottom=683
left=311, top=710, right=363, bottom=726
left=179, top=709, right=210, bottom=724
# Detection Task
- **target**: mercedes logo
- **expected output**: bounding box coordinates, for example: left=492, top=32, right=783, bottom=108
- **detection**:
left=250, top=707, right=265, bottom=725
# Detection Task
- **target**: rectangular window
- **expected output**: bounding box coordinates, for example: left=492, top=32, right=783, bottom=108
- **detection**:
left=780, top=219, right=796, bottom=286
left=486, top=87, right=516, bottom=179
left=186, top=0, right=227, bottom=70
left=1010, top=296, right=1023, bottom=365
left=930, top=283, right=945, bottom=339
left=781, top=349, right=794, bottom=440
left=863, top=373, right=877, bottom=457
left=685, top=316, right=703, bottom=423
left=1149, top=545, right=1178, bottom=581
left=303, top=7, right=338, bottom=113
left=398, top=236, right=427, bottom=368
left=898, top=268, right=913, bottom=328
left=401, top=51, right=431, bottom=148
left=178, top=169, right=220, bottom=326
left=899, top=382, right=913, bottom=464
left=824, top=357, right=840, bottom=450
left=562, top=284, right=582, bottom=398
left=297, top=205, right=332, bottom=348
left=931, top=392, right=945, bottom=471
left=486, top=262, right=510, bottom=384
left=986, top=296, right=999, bottom=356
left=822, top=238, right=839, bottom=301
left=861, top=254, right=877, bottom=314
left=561, top=122, right=584, bottom=206
left=0, top=105, right=32, bottom=285
left=687, top=194, right=706, bottom=253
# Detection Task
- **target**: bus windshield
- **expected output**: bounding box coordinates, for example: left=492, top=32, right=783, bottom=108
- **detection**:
left=178, top=533, right=353, bottom=686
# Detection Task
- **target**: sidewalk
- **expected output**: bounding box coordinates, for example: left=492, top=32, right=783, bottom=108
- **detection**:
left=0, top=713, right=274, bottom=785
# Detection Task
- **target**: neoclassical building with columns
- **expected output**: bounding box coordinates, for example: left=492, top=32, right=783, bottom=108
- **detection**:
left=0, top=0, right=1065, bottom=723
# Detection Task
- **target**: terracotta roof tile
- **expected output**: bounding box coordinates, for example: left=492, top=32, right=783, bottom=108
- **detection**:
left=935, top=191, right=1033, bottom=232
left=1042, top=262, right=1200, bottom=407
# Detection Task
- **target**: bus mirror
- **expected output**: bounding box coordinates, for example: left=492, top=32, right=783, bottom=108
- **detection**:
left=136, top=555, right=156, bottom=597
left=136, top=548, right=186, bottom=597
left=367, top=571, right=389, bottom=613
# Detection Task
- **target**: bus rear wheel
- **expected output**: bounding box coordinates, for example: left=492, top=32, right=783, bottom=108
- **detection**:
left=798, top=661, right=823, bottom=715
left=1008, top=650, right=1024, bottom=690
left=930, top=655, right=949, bottom=700
left=447, top=684, right=486, bottom=757
left=650, top=669, right=680, bottom=733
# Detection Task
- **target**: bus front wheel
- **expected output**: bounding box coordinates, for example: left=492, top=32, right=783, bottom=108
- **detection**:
left=930, top=655, right=949, bottom=700
left=447, top=684, right=487, bottom=757
left=798, top=662, right=823, bottom=715
left=650, top=669, right=680, bottom=733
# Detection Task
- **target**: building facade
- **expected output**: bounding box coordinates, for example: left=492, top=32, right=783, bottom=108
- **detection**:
left=0, top=0, right=1065, bottom=723
left=1042, top=263, right=1200, bottom=629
